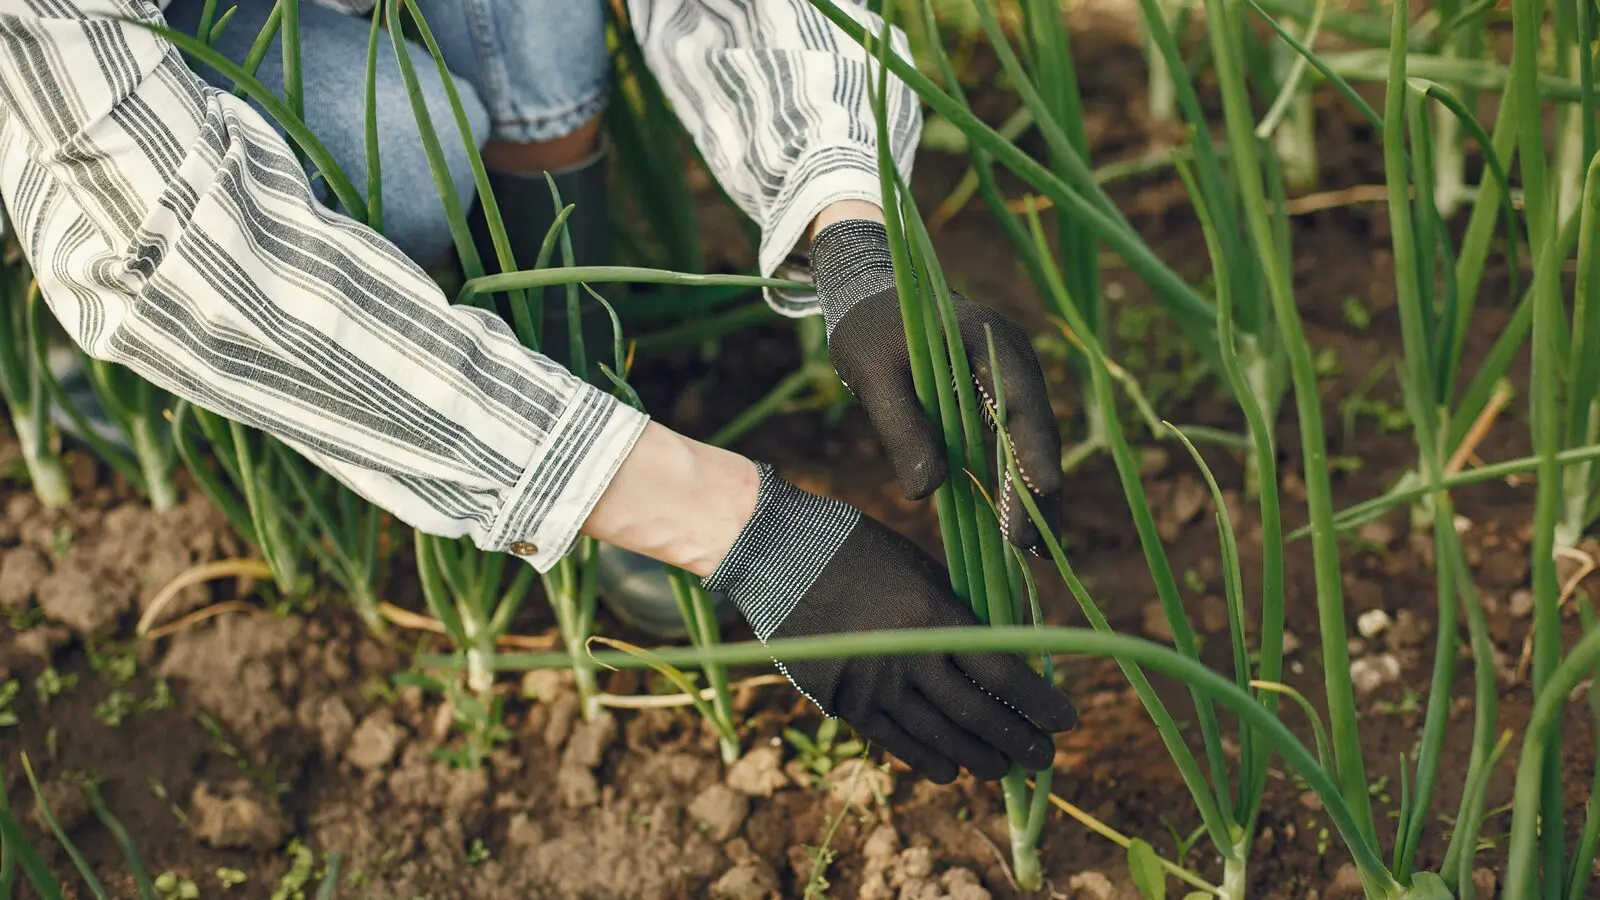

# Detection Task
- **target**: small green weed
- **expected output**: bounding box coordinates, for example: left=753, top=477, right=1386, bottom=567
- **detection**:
left=156, top=872, right=201, bottom=899
left=1342, top=297, right=1373, bottom=330
left=94, top=678, right=172, bottom=727
left=33, top=666, right=77, bottom=705
left=783, top=718, right=864, bottom=784
left=0, top=678, right=19, bottom=727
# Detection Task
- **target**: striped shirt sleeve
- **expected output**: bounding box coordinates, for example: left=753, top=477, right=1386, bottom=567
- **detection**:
left=0, top=0, right=647, bottom=572
left=624, top=0, right=922, bottom=317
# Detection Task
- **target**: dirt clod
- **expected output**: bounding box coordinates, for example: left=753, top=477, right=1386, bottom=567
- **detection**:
left=557, top=761, right=602, bottom=808
left=190, top=780, right=290, bottom=851
left=37, top=566, right=125, bottom=636
left=727, top=745, right=790, bottom=797
left=1350, top=653, right=1402, bottom=695
left=1141, top=602, right=1174, bottom=643
left=1356, top=609, right=1391, bottom=639
left=0, top=546, right=47, bottom=610
left=1325, top=862, right=1364, bottom=900
left=690, top=783, right=750, bottom=842
left=711, top=860, right=780, bottom=899
left=823, top=757, right=894, bottom=810
left=1066, top=871, right=1115, bottom=899
left=563, top=711, right=619, bottom=769
left=346, top=710, right=405, bottom=771
left=1509, top=589, right=1535, bottom=618
left=32, top=777, right=90, bottom=833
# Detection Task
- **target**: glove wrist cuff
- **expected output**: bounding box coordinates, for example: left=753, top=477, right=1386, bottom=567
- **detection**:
left=701, top=463, right=861, bottom=641
left=810, top=219, right=899, bottom=336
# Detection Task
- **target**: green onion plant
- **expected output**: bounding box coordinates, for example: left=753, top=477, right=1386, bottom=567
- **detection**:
left=0, top=248, right=72, bottom=508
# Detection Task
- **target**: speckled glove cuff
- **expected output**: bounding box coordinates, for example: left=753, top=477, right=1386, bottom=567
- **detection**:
left=810, top=219, right=899, bottom=337
left=700, top=463, right=861, bottom=642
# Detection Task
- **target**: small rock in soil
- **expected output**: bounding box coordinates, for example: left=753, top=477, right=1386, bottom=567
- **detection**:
left=823, top=757, right=894, bottom=809
left=1356, top=608, right=1391, bottom=639
left=521, top=667, right=574, bottom=701
left=864, top=824, right=902, bottom=861
left=1154, top=475, right=1207, bottom=541
left=1357, top=519, right=1397, bottom=548
left=1066, top=871, right=1115, bottom=900
left=710, top=861, right=780, bottom=900
left=557, top=762, right=601, bottom=808
left=1141, top=601, right=1175, bottom=643
left=726, top=745, right=790, bottom=797
left=689, top=783, right=749, bottom=842
left=541, top=691, right=580, bottom=750
left=299, top=694, right=355, bottom=761
left=190, top=780, right=290, bottom=851
left=346, top=710, right=405, bottom=771
left=1509, top=588, right=1536, bottom=618
left=1325, top=862, right=1364, bottom=900
left=4, top=624, right=71, bottom=673
left=505, top=812, right=545, bottom=851
left=940, top=868, right=992, bottom=900
left=1481, top=548, right=1530, bottom=588
left=37, top=566, right=125, bottom=637
left=1196, top=595, right=1229, bottom=633
left=32, top=778, right=90, bottom=833
left=562, top=711, right=619, bottom=769
left=0, top=546, right=47, bottom=610
left=1472, top=868, right=1496, bottom=898
left=1281, top=631, right=1303, bottom=655
left=892, top=846, right=937, bottom=886
left=1351, top=654, right=1402, bottom=695
left=1389, top=609, right=1430, bottom=648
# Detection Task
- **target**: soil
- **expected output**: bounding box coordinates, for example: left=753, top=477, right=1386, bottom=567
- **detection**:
left=2, top=11, right=1597, bottom=900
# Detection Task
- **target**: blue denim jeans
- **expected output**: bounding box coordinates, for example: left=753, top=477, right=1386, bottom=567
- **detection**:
left=162, top=0, right=611, bottom=265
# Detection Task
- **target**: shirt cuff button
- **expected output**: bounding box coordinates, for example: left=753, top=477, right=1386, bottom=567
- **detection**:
left=509, top=541, right=538, bottom=556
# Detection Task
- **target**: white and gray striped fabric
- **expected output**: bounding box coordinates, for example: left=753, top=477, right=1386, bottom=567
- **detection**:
left=0, top=0, right=920, bottom=572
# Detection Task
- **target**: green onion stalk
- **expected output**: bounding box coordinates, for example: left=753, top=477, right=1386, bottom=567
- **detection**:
left=1376, top=4, right=1505, bottom=884
left=32, top=343, right=181, bottom=513
left=170, top=402, right=312, bottom=599
left=1142, top=0, right=1182, bottom=125
left=864, top=10, right=1051, bottom=886
left=415, top=530, right=536, bottom=695
left=1426, top=0, right=1487, bottom=217
left=0, top=260, right=72, bottom=508
left=1509, top=0, right=1576, bottom=890
left=1203, top=0, right=1380, bottom=864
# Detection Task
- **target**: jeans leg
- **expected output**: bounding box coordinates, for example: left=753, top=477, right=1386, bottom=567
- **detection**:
left=410, top=0, right=611, bottom=143
left=160, top=0, right=491, bottom=266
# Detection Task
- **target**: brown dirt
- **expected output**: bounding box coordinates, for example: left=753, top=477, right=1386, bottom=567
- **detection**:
left=3, top=16, right=1597, bottom=900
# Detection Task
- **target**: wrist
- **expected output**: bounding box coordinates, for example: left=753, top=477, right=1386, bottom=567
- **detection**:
left=810, top=218, right=897, bottom=336
left=809, top=198, right=885, bottom=240
left=579, top=422, right=760, bottom=577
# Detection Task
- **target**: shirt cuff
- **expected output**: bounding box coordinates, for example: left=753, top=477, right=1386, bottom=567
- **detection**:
left=758, top=143, right=896, bottom=319
left=487, top=380, right=649, bottom=572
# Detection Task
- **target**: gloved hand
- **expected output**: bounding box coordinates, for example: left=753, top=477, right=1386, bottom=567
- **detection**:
left=811, top=219, right=1065, bottom=552
left=703, top=464, right=1077, bottom=783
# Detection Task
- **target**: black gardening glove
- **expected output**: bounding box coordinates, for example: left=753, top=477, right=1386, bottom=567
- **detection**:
left=703, top=465, right=1077, bottom=783
left=811, top=219, right=1064, bottom=551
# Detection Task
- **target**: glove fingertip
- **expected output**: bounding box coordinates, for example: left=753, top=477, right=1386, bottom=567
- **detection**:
left=897, top=455, right=947, bottom=502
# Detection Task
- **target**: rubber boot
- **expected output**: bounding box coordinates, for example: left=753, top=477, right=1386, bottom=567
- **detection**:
left=468, top=145, right=734, bottom=640
left=468, top=141, right=615, bottom=378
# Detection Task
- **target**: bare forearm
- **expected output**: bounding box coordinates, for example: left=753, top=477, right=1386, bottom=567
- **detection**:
left=579, top=422, right=760, bottom=577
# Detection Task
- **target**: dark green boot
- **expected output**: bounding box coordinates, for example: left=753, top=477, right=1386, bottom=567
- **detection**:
left=468, top=146, right=734, bottom=640
left=468, top=142, right=614, bottom=375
